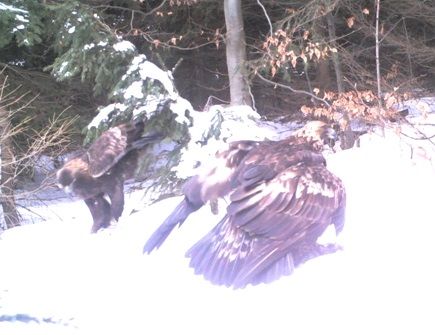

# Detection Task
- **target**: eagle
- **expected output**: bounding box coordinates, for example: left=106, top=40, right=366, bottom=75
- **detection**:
left=143, top=121, right=346, bottom=288
left=56, top=119, right=163, bottom=233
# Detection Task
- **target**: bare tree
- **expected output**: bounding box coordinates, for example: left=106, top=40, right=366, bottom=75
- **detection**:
left=223, top=0, right=252, bottom=106
left=326, top=11, right=344, bottom=93
left=0, top=73, right=75, bottom=230
left=375, top=0, right=382, bottom=108
left=0, top=104, right=20, bottom=228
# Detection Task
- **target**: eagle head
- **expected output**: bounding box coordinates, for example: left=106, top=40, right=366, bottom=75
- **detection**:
left=56, top=156, right=90, bottom=195
left=56, top=167, right=74, bottom=193
left=295, top=121, right=338, bottom=150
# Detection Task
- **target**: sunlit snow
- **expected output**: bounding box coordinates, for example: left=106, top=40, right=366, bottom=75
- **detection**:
left=0, top=3, right=28, bottom=13
left=125, top=55, right=177, bottom=98
left=83, top=43, right=94, bottom=50
left=57, top=61, right=72, bottom=78
left=123, top=81, right=144, bottom=99
left=1, top=105, right=435, bottom=334
left=11, top=24, right=25, bottom=32
left=113, top=41, right=135, bottom=52
left=87, top=103, right=128, bottom=129
left=15, top=14, right=28, bottom=23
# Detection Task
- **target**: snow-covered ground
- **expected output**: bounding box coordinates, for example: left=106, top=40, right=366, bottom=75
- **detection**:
left=2, top=116, right=435, bottom=334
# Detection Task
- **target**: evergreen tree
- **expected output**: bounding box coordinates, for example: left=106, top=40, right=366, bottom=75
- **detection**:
left=0, top=0, right=234, bottom=200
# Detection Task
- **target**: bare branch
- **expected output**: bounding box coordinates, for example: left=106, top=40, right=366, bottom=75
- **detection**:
left=93, top=0, right=168, bottom=18
left=256, top=0, right=273, bottom=37
left=256, top=72, right=331, bottom=107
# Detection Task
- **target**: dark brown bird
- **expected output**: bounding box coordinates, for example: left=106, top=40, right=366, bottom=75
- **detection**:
left=143, top=121, right=346, bottom=288
left=57, top=119, right=163, bottom=233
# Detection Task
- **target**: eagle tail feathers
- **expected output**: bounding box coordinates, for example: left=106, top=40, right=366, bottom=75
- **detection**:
left=143, top=197, right=201, bottom=253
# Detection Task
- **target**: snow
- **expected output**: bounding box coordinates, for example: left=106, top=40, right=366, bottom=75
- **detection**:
left=87, top=103, right=128, bottom=130
left=2, top=108, right=435, bottom=334
left=123, top=81, right=144, bottom=99
left=113, top=41, right=135, bottom=52
left=57, top=61, right=72, bottom=78
left=169, top=96, right=194, bottom=124
left=83, top=43, right=94, bottom=51
left=125, top=55, right=177, bottom=98
left=15, top=14, right=28, bottom=23
left=12, top=20, right=26, bottom=33
left=83, top=41, right=114, bottom=51
left=0, top=3, right=27, bottom=14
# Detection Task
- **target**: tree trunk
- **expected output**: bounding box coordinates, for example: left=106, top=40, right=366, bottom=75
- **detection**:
left=223, top=0, right=252, bottom=106
left=326, top=12, right=344, bottom=93
left=315, top=58, right=331, bottom=93
left=375, top=0, right=382, bottom=107
left=0, top=105, right=20, bottom=229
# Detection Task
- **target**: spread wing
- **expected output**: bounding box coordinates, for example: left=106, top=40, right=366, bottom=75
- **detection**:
left=186, top=146, right=346, bottom=288
left=86, top=121, right=162, bottom=178
left=229, top=163, right=343, bottom=238
left=87, top=126, right=130, bottom=178
left=230, top=164, right=344, bottom=284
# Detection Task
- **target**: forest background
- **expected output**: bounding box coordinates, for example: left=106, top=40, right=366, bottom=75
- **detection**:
left=1, top=0, right=434, bottom=229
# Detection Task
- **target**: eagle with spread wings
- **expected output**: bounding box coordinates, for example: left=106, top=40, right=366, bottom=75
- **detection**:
left=143, top=121, right=346, bottom=288
left=56, top=119, right=162, bottom=233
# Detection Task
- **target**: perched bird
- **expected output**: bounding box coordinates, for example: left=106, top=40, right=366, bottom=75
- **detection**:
left=57, top=119, right=163, bottom=233
left=143, top=121, right=346, bottom=288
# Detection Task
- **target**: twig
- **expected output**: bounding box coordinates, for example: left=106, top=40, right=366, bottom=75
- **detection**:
left=256, top=72, right=331, bottom=107
left=142, top=34, right=223, bottom=51
left=256, top=0, right=273, bottom=37
left=399, top=117, right=435, bottom=146
left=172, top=58, right=184, bottom=73
left=93, top=0, right=167, bottom=18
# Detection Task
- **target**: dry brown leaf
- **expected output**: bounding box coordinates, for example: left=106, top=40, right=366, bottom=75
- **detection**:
left=271, top=66, right=277, bottom=77
left=346, top=16, right=355, bottom=28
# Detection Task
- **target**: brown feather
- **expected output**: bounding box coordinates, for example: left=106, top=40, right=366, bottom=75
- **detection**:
left=144, top=121, right=346, bottom=288
left=57, top=119, right=162, bottom=233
